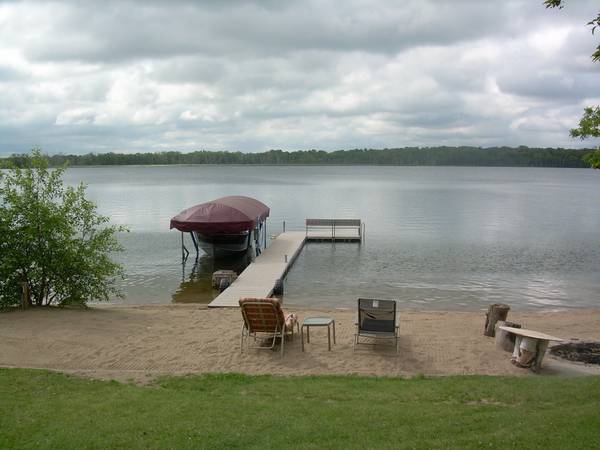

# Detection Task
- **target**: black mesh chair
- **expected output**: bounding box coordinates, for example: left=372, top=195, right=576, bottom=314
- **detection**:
left=354, top=298, right=399, bottom=353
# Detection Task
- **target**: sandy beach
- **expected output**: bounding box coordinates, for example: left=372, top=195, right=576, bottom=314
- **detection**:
left=1, top=305, right=599, bottom=382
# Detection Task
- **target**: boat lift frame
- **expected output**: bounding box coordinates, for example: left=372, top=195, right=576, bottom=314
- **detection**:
left=181, top=231, right=200, bottom=263
left=180, top=218, right=268, bottom=263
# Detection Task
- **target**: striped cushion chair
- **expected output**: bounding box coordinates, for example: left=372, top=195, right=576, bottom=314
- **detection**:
left=239, top=297, right=299, bottom=356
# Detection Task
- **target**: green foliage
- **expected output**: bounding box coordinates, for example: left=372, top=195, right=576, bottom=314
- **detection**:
left=571, top=106, right=600, bottom=140
left=0, top=146, right=594, bottom=168
left=584, top=149, right=600, bottom=169
left=2, top=369, right=600, bottom=449
left=572, top=106, right=600, bottom=168
left=0, top=149, right=126, bottom=307
left=544, top=0, right=562, bottom=7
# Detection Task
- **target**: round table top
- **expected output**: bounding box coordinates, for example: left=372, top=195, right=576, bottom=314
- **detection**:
left=302, top=317, right=334, bottom=326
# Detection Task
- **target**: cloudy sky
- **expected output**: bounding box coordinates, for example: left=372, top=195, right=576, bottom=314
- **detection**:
left=0, top=0, right=598, bottom=155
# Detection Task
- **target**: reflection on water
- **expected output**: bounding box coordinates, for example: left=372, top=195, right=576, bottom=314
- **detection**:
left=284, top=240, right=598, bottom=311
left=67, top=165, right=600, bottom=311
left=171, top=252, right=252, bottom=304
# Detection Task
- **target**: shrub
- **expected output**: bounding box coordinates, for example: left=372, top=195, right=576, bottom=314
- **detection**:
left=0, top=149, right=126, bottom=307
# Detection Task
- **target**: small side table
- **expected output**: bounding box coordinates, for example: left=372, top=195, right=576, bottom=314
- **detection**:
left=301, top=317, right=336, bottom=351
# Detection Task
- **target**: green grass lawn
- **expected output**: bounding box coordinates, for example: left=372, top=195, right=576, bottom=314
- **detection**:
left=1, top=369, right=599, bottom=449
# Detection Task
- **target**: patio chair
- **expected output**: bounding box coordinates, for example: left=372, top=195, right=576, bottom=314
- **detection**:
left=354, top=298, right=399, bottom=353
left=239, top=297, right=299, bottom=356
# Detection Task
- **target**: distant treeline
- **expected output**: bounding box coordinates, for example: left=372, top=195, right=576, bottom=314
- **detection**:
left=0, top=146, right=596, bottom=168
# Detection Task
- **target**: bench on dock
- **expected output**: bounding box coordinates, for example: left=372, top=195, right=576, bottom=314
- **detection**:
left=305, top=219, right=362, bottom=241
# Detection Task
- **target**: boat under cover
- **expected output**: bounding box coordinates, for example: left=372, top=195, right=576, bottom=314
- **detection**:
left=170, top=195, right=270, bottom=235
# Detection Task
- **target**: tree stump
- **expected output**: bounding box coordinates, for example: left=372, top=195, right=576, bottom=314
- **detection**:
left=495, top=320, right=522, bottom=352
left=484, top=303, right=510, bottom=337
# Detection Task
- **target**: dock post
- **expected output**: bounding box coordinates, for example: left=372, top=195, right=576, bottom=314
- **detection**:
left=283, top=220, right=286, bottom=233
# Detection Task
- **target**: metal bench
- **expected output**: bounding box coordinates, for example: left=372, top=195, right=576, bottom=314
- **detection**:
left=305, top=218, right=362, bottom=241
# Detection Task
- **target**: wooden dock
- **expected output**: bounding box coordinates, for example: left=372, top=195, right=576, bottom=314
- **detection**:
left=208, top=231, right=306, bottom=307
left=208, top=219, right=363, bottom=307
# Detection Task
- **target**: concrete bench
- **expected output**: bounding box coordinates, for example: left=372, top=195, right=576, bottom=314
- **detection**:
left=499, top=326, right=563, bottom=372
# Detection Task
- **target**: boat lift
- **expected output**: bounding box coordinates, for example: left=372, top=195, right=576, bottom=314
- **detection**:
left=171, top=196, right=270, bottom=264
left=179, top=219, right=266, bottom=264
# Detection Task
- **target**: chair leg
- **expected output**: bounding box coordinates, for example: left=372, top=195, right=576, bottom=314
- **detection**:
left=270, top=329, right=277, bottom=351
left=240, top=324, right=246, bottom=353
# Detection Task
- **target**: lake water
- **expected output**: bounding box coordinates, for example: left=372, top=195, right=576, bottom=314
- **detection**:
left=62, top=165, right=600, bottom=311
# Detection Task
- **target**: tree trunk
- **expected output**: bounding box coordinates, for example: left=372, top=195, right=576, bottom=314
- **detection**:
left=484, top=303, right=510, bottom=337
left=21, top=282, right=30, bottom=309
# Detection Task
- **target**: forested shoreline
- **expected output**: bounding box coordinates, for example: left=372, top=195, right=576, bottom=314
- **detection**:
left=0, top=146, right=596, bottom=168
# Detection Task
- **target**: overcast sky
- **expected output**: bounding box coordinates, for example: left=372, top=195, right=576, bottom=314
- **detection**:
left=0, top=0, right=598, bottom=155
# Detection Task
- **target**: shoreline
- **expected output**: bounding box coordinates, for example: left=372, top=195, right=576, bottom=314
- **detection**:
left=91, top=301, right=597, bottom=314
left=2, top=305, right=599, bottom=382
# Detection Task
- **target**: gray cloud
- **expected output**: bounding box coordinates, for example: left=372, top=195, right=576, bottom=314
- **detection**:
left=19, top=1, right=509, bottom=62
left=0, top=0, right=598, bottom=155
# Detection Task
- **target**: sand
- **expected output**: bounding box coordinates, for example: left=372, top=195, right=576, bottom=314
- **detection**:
left=1, top=305, right=599, bottom=382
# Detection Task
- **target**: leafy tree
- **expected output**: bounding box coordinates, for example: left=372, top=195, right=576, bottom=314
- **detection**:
left=570, top=106, right=600, bottom=168
left=583, top=150, right=600, bottom=168
left=545, top=0, right=600, bottom=168
left=0, top=149, right=127, bottom=307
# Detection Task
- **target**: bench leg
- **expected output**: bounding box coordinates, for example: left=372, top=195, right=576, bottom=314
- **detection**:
left=511, top=336, right=522, bottom=362
left=532, top=340, right=549, bottom=373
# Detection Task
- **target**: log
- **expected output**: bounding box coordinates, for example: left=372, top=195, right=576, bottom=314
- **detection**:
left=484, top=303, right=510, bottom=337
left=495, top=320, right=521, bottom=352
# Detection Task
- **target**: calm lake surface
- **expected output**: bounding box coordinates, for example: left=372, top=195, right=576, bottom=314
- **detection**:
left=62, top=165, right=600, bottom=311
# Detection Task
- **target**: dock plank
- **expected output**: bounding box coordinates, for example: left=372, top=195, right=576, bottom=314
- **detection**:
left=208, top=231, right=306, bottom=307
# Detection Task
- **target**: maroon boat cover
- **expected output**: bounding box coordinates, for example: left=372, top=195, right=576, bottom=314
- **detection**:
left=170, top=196, right=270, bottom=234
